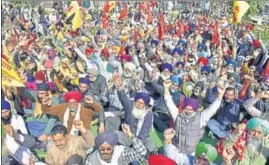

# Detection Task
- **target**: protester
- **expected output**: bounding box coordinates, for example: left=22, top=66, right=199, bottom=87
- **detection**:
left=45, top=121, right=95, bottom=165
left=84, top=124, right=147, bottom=165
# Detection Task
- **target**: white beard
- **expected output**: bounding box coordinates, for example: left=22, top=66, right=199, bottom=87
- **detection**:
left=160, top=73, right=170, bottom=81
left=132, top=107, right=147, bottom=119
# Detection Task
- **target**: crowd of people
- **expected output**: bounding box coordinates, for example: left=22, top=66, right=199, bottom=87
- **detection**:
left=1, top=1, right=269, bottom=165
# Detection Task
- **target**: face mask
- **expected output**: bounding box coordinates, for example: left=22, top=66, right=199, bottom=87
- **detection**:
left=183, top=109, right=196, bottom=119
left=132, top=107, right=147, bottom=119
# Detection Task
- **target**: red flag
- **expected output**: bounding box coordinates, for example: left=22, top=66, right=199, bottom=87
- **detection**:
left=197, top=17, right=201, bottom=31
left=158, top=13, right=165, bottom=40
left=151, top=0, right=157, bottom=8
left=119, top=4, right=127, bottom=20
left=103, top=2, right=109, bottom=13
left=102, top=13, right=109, bottom=29
left=120, top=44, right=125, bottom=56
left=176, top=20, right=185, bottom=37
left=1, top=53, right=9, bottom=61
left=203, top=12, right=208, bottom=24
left=238, top=79, right=251, bottom=100
left=147, top=5, right=153, bottom=24
left=212, top=21, right=219, bottom=45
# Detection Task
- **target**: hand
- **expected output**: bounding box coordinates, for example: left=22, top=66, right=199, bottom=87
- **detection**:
left=243, top=75, right=252, bottom=80
left=164, top=128, right=175, bottom=142
left=84, top=95, right=94, bottom=104
left=4, top=125, right=15, bottom=138
left=163, top=79, right=172, bottom=89
left=98, top=123, right=105, bottom=134
left=113, top=73, right=123, bottom=89
left=122, top=123, right=133, bottom=138
left=217, top=83, right=227, bottom=100
left=222, top=146, right=235, bottom=165
left=210, top=81, right=217, bottom=88
left=38, top=134, right=48, bottom=142
left=73, top=120, right=84, bottom=130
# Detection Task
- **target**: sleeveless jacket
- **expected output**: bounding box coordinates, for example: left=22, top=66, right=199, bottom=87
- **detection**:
left=172, top=112, right=205, bottom=154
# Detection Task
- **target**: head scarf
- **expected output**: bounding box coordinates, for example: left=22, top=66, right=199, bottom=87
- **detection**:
left=35, top=71, right=46, bottom=81
left=247, top=118, right=269, bottom=135
left=87, top=63, right=99, bottom=77
left=183, top=98, right=200, bottom=111
left=95, top=131, right=118, bottom=147
left=201, top=66, right=211, bottom=73
left=64, top=91, right=83, bottom=103
left=228, top=72, right=240, bottom=83
left=197, top=57, right=208, bottom=66
left=171, top=76, right=183, bottom=87
left=134, top=92, right=151, bottom=106
left=2, top=100, right=11, bottom=111
left=195, top=142, right=217, bottom=163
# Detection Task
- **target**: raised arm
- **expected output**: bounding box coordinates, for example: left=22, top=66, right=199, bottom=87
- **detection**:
left=200, top=85, right=226, bottom=127
left=163, top=80, right=178, bottom=122
left=243, top=94, right=264, bottom=117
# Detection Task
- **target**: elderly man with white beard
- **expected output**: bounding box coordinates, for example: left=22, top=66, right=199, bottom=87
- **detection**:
left=222, top=118, right=269, bottom=165
left=113, top=74, right=156, bottom=153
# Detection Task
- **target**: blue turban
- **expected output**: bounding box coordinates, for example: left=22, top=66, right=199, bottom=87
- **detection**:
left=198, top=43, right=206, bottom=51
left=37, top=82, right=50, bottom=91
left=79, top=77, right=90, bottom=85
left=173, top=48, right=184, bottom=56
left=171, top=76, right=183, bottom=87
left=178, top=39, right=186, bottom=46
left=160, top=63, right=173, bottom=72
left=183, top=98, right=200, bottom=111
left=247, top=118, right=269, bottom=135
left=201, top=66, right=211, bottom=73
left=176, top=61, right=185, bottom=67
left=151, top=39, right=159, bottom=46
left=95, top=131, right=118, bottom=147
left=27, top=74, right=35, bottom=83
left=134, top=92, right=151, bottom=105
left=226, top=60, right=238, bottom=70
left=2, top=100, right=11, bottom=111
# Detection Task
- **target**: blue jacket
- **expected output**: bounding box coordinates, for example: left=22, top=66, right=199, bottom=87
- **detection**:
left=117, top=90, right=153, bottom=141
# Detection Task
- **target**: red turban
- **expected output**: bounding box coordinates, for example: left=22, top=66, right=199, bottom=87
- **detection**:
left=148, top=155, right=176, bottom=165
left=64, top=91, right=82, bottom=103
left=120, top=54, right=132, bottom=62
left=198, top=57, right=208, bottom=66
left=34, top=71, right=45, bottom=81
left=85, top=48, right=95, bottom=56
left=101, top=48, right=109, bottom=58
left=253, top=39, right=260, bottom=48
left=247, top=24, right=253, bottom=31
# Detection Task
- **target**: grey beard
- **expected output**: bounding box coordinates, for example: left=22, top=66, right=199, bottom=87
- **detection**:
left=246, top=134, right=262, bottom=156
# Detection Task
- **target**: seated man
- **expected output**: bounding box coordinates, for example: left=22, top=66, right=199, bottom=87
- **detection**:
left=114, top=74, right=155, bottom=152
left=45, top=121, right=95, bottom=165
left=222, top=118, right=269, bottom=165
left=41, top=90, right=102, bottom=135
left=163, top=128, right=218, bottom=165
left=18, top=82, right=60, bottom=142
left=207, top=87, right=243, bottom=138
left=84, top=125, right=147, bottom=165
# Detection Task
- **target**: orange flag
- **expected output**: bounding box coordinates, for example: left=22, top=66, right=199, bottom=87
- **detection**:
left=158, top=13, right=165, bottom=40
left=147, top=6, right=153, bottom=24
left=120, top=44, right=125, bottom=56
left=119, top=4, right=127, bottom=20
left=238, top=79, right=250, bottom=100
left=103, top=2, right=109, bottom=13
left=264, top=60, right=269, bottom=76
left=212, top=21, right=219, bottom=45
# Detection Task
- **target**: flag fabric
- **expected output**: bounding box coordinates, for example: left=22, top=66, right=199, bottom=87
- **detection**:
left=147, top=5, right=153, bottom=24
left=264, top=60, right=269, bottom=76
left=238, top=79, right=251, bottom=100
left=119, top=4, right=127, bottom=20
left=102, top=13, right=109, bottom=29
left=133, top=29, right=139, bottom=43
left=211, top=21, right=219, bottom=45
left=120, top=44, right=125, bottom=56
left=103, top=2, right=109, bottom=13
left=158, top=13, right=165, bottom=40
left=233, top=1, right=250, bottom=23
left=176, top=20, right=185, bottom=37
left=2, top=58, right=25, bottom=87
left=72, top=6, right=83, bottom=30
left=108, top=1, right=116, bottom=12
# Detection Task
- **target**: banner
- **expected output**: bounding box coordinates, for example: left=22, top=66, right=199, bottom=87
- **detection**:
left=2, top=59, right=25, bottom=87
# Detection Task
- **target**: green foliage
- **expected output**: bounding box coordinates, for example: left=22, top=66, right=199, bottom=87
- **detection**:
left=247, top=1, right=266, bottom=16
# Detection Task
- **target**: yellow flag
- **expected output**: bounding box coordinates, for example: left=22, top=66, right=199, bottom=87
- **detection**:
left=108, top=1, right=116, bottom=12
left=66, top=1, right=80, bottom=18
left=72, top=7, right=83, bottom=31
left=233, top=1, right=250, bottom=23
left=2, top=59, right=25, bottom=87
